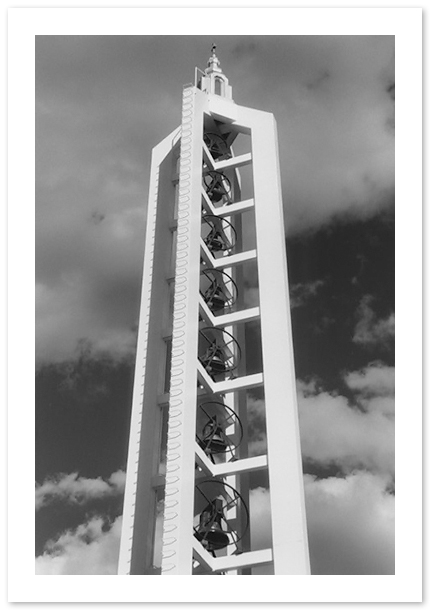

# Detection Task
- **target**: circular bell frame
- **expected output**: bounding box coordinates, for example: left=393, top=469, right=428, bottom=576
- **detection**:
left=203, top=132, right=231, bottom=161
left=198, top=327, right=242, bottom=377
left=197, top=401, right=244, bottom=458
left=200, top=268, right=238, bottom=315
left=201, top=214, right=237, bottom=254
left=194, top=479, right=250, bottom=551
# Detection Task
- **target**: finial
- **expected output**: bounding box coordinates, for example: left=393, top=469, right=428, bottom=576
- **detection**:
left=207, top=43, right=221, bottom=73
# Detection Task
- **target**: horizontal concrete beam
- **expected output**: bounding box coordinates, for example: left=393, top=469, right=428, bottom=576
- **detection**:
left=213, top=372, right=264, bottom=394
left=197, top=361, right=264, bottom=395
left=215, top=198, right=254, bottom=218
left=212, top=548, right=273, bottom=573
left=212, top=307, right=260, bottom=327
left=193, top=541, right=273, bottom=574
left=198, top=295, right=260, bottom=328
left=214, top=152, right=252, bottom=171
left=201, top=239, right=257, bottom=271
left=212, top=454, right=268, bottom=477
left=195, top=444, right=268, bottom=479
left=201, top=192, right=255, bottom=218
left=213, top=249, right=257, bottom=270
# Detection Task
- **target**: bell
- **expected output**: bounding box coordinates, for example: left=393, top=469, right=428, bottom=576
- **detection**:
left=205, top=285, right=226, bottom=312
left=205, top=229, right=224, bottom=252
left=210, top=295, right=226, bottom=312
left=195, top=499, right=229, bottom=551
left=202, top=419, right=228, bottom=454
left=208, top=184, right=224, bottom=203
left=207, top=349, right=227, bottom=374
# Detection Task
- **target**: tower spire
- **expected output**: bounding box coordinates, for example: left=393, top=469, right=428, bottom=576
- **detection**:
left=206, top=43, right=222, bottom=74
left=200, top=44, right=233, bottom=100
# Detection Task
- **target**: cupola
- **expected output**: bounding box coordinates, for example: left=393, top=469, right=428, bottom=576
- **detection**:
left=198, top=45, right=233, bottom=100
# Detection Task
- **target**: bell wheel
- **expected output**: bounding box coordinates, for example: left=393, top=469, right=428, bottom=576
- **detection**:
left=203, top=132, right=230, bottom=160
left=194, top=479, right=250, bottom=552
left=197, top=401, right=244, bottom=457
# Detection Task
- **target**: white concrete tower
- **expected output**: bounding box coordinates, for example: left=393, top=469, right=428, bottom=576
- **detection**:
left=119, top=47, right=310, bottom=576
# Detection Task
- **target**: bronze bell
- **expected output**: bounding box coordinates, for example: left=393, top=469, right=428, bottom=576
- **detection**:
left=195, top=498, right=229, bottom=551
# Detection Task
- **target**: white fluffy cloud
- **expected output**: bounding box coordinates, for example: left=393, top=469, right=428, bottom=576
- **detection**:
left=36, top=470, right=126, bottom=510
left=36, top=516, right=122, bottom=575
left=297, top=366, right=394, bottom=475
left=35, top=474, right=393, bottom=575
left=247, top=362, right=394, bottom=475
left=353, top=295, right=395, bottom=347
left=345, top=362, right=395, bottom=418
left=345, top=362, right=394, bottom=395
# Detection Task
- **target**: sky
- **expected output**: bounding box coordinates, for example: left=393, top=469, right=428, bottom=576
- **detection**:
left=35, top=35, right=395, bottom=576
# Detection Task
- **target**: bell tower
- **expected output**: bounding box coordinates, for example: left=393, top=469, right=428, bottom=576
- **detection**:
left=118, top=48, right=310, bottom=576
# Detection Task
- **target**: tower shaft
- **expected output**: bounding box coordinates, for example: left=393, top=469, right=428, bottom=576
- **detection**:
left=119, top=53, right=310, bottom=576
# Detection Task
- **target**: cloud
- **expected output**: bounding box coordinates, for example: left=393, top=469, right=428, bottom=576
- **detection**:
left=35, top=36, right=394, bottom=362
left=36, top=205, right=144, bottom=363
left=246, top=363, right=394, bottom=476
left=246, top=395, right=267, bottom=457
left=36, top=470, right=126, bottom=510
left=345, top=361, right=394, bottom=395
left=290, top=279, right=325, bottom=308
left=304, top=471, right=394, bottom=574
left=273, top=37, right=394, bottom=233
left=36, top=515, right=122, bottom=575
left=345, top=363, right=395, bottom=420
left=353, top=295, right=395, bottom=347
left=248, top=472, right=394, bottom=575
left=35, top=475, right=393, bottom=575
left=249, top=486, right=272, bottom=551
left=297, top=373, right=394, bottom=475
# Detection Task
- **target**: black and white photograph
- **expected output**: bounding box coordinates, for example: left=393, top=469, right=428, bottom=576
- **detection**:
left=7, top=6, right=422, bottom=603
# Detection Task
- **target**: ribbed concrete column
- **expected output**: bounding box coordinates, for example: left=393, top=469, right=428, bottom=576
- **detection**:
left=161, top=86, right=205, bottom=574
